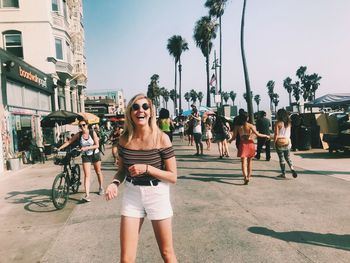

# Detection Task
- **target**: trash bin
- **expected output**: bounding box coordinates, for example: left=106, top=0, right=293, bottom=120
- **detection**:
left=298, top=126, right=311, bottom=150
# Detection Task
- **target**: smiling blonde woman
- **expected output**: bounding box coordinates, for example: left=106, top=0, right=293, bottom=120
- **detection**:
left=105, top=94, right=178, bottom=262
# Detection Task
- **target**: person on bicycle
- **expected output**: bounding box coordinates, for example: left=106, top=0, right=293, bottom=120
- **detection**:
left=105, top=94, right=178, bottom=262
left=58, top=119, right=104, bottom=202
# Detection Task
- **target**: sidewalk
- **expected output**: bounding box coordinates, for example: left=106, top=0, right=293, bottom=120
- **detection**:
left=0, top=139, right=349, bottom=262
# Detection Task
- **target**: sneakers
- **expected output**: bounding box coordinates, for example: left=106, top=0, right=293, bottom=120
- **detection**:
left=98, top=187, right=104, bottom=195
left=82, top=196, right=91, bottom=202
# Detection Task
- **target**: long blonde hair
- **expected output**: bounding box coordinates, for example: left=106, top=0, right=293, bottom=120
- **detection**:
left=122, top=93, right=162, bottom=145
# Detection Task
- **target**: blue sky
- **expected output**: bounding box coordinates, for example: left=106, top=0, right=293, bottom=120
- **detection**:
left=83, top=0, right=350, bottom=113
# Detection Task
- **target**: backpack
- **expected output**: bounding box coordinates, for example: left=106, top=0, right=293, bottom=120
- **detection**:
left=79, top=129, right=104, bottom=155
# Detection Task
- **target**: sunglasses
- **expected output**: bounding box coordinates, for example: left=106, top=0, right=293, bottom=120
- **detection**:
left=79, top=123, right=87, bottom=128
left=132, top=103, right=150, bottom=111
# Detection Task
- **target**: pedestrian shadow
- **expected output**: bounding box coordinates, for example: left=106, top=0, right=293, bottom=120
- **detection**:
left=248, top=226, right=350, bottom=251
left=294, top=151, right=350, bottom=159
left=6, top=189, right=81, bottom=213
left=179, top=173, right=247, bottom=186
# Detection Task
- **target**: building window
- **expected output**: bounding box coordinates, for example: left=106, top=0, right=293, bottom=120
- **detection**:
left=3, top=30, right=23, bottom=58
left=52, top=0, right=59, bottom=11
left=63, top=0, right=67, bottom=19
left=1, top=0, right=19, bottom=8
left=55, top=38, right=63, bottom=60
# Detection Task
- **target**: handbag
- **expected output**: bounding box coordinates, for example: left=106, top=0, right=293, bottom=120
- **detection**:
left=276, top=137, right=289, bottom=147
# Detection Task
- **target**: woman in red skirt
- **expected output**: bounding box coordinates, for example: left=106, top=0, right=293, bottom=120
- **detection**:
left=231, top=112, right=270, bottom=184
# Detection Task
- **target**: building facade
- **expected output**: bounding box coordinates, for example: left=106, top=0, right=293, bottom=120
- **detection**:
left=0, top=0, right=87, bottom=112
left=0, top=0, right=87, bottom=172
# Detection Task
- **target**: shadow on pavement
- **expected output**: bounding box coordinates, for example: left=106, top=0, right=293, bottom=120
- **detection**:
left=179, top=173, right=247, bottom=186
left=294, top=151, right=350, bottom=159
left=6, top=189, right=81, bottom=212
left=248, top=226, right=350, bottom=251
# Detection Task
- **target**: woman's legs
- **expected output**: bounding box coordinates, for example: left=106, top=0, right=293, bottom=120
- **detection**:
left=93, top=160, right=103, bottom=191
left=217, top=141, right=223, bottom=157
left=223, top=140, right=230, bottom=157
left=82, top=162, right=91, bottom=197
left=152, top=218, right=177, bottom=263
left=111, top=145, right=118, bottom=164
left=247, top=157, right=253, bottom=180
left=120, top=216, right=144, bottom=263
left=241, top=157, right=248, bottom=183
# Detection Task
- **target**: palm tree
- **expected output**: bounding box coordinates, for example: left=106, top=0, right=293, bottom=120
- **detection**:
left=190, top=89, right=198, bottom=105
left=292, top=81, right=302, bottom=113
left=229, top=91, right=237, bottom=105
left=169, top=89, right=177, bottom=115
left=159, top=87, right=166, bottom=108
left=283, top=77, right=293, bottom=106
left=198, top=91, right=204, bottom=106
left=162, top=89, right=170, bottom=109
left=240, top=0, right=254, bottom=123
left=205, top=0, right=228, bottom=99
left=184, top=92, right=191, bottom=109
left=272, top=93, right=279, bottom=113
left=266, top=80, right=275, bottom=112
left=309, top=73, right=322, bottom=101
left=193, top=16, right=218, bottom=107
left=147, top=74, right=161, bottom=110
left=254, top=94, right=261, bottom=112
left=222, top=91, right=229, bottom=104
left=243, top=91, right=253, bottom=102
left=167, top=35, right=189, bottom=116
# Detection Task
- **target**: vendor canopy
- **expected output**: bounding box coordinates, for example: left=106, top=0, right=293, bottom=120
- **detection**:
left=304, top=93, right=350, bottom=108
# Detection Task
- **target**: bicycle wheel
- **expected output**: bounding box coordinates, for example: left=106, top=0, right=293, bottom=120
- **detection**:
left=52, top=173, right=69, bottom=209
left=70, top=164, right=81, bottom=194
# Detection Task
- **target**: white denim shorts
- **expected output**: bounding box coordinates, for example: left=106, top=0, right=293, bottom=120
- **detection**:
left=121, top=181, right=173, bottom=220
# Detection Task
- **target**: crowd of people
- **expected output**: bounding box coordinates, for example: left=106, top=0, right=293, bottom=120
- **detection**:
left=51, top=94, right=298, bottom=262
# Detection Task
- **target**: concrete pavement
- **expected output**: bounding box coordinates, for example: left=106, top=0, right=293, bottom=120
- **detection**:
left=0, top=138, right=349, bottom=262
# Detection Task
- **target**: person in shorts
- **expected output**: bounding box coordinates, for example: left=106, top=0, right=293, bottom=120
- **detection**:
left=58, top=119, right=104, bottom=202
left=105, top=94, right=178, bottom=262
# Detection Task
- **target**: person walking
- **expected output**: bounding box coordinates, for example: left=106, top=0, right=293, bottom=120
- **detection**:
left=157, top=108, right=174, bottom=142
left=213, top=115, right=230, bottom=159
left=231, top=112, right=270, bottom=185
left=255, top=111, right=271, bottom=161
left=109, top=125, right=123, bottom=165
left=274, top=108, right=298, bottom=178
left=232, top=108, right=246, bottom=150
left=58, top=119, right=104, bottom=202
left=105, top=94, right=178, bottom=262
left=192, top=108, right=204, bottom=156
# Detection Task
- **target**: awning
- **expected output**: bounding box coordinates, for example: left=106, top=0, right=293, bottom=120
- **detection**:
left=304, top=93, right=350, bottom=108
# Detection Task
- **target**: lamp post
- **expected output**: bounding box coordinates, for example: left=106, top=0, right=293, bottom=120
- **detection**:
left=211, top=51, right=221, bottom=109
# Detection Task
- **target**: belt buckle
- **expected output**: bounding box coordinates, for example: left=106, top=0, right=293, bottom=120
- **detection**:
left=149, top=180, right=154, bottom=186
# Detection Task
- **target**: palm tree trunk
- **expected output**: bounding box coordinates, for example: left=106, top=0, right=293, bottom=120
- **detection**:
left=178, top=59, right=182, bottom=115
left=206, top=53, right=211, bottom=107
left=289, top=92, right=292, bottom=106
left=174, top=61, right=178, bottom=116
left=219, top=15, right=223, bottom=107
left=240, top=0, right=254, bottom=123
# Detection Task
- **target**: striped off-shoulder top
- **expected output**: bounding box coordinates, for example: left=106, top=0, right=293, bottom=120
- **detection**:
left=118, top=145, right=175, bottom=182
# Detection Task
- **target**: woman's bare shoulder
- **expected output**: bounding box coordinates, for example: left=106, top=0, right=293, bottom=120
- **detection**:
left=118, top=136, right=127, bottom=147
left=159, top=132, right=172, bottom=148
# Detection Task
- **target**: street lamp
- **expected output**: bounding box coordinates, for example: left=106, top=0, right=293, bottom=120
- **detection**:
left=211, top=51, right=222, bottom=108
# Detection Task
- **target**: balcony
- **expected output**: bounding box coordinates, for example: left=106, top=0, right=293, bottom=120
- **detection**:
left=55, top=61, right=73, bottom=75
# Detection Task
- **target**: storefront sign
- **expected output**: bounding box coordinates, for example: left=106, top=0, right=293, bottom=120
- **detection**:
left=19, top=66, right=47, bottom=88
left=15, top=115, right=21, bottom=130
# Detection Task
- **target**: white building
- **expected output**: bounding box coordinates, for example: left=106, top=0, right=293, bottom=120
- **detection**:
left=86, top=90, right=126, bottom=114
left=0, top=0, right=87, bottom=112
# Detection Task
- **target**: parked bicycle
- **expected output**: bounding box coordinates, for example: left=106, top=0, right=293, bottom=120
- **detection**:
left=52, top=147, right=81, bottom=210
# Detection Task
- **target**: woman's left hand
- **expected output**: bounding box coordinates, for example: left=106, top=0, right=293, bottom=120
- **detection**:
left=128, top=164, right=147, bottom=177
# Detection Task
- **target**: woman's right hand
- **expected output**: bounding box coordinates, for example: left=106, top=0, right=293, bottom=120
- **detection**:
left=105, top=183, right=119, bottom=201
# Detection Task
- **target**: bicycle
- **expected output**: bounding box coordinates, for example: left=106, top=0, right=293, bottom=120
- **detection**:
left=51, top=147, right=81, bottom=210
